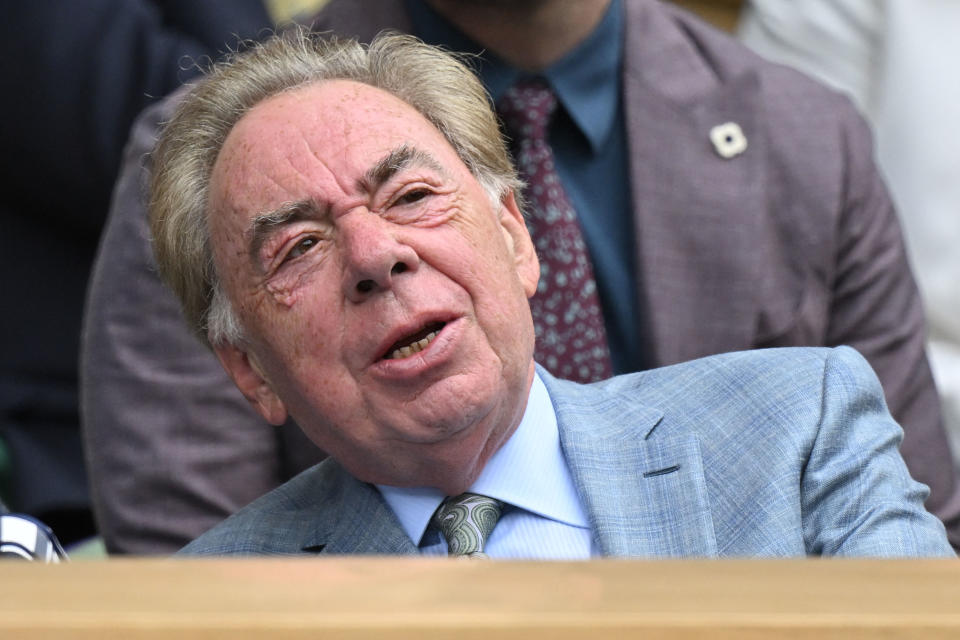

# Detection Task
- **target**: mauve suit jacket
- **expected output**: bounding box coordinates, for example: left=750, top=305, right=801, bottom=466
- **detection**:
left=81, top=0, right=960, bottom=553
left=180, top=348, right=953, bottom=557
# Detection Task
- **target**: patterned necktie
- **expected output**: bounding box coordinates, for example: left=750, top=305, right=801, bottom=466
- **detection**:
left=432, top=493, right=505, bottom=558
left=498, top=78, right=613, bottom=383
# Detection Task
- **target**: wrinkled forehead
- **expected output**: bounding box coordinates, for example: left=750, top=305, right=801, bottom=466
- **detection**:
left=207, top=80, right=463, bottom=223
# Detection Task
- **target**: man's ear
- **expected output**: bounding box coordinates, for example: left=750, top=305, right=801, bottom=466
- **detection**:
left=498, top=190, right=540, bottom=298
left=214, top=342, right=289, bottom=426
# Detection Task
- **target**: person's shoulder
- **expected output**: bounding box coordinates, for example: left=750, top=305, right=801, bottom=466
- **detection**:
left=638, top=0, right=862, bottom=144
left=654, top=0, right=848, bottom=103
left=615, top=347, right=881, bottom=474
left=609, top=345, right=850, bottom=394
left=628, top=0, right=869, bottom=180
left=649, top=347, right=879, bottom=443
left=659, top=344, right=868, bottom=381
left=178, top=459, right=351, bottom=556
left=547, top=346, right=874, bottom=445
left=655, top=346, right=878, bottom=404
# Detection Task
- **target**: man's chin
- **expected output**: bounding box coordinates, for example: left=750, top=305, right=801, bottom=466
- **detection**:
left=376, top=405, right=489, bottom=446
left=378, top=366, right=502, bottom=426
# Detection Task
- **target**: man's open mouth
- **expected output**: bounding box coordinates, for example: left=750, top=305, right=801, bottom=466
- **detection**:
left=381, top=321, right=447, bottom=360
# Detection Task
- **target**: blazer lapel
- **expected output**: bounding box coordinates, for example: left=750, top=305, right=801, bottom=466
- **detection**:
left=622, top=0, right=799, bottom=366
left=299, top=464, right=418, bottom=555
left=542, top=369, right=718, bottom=556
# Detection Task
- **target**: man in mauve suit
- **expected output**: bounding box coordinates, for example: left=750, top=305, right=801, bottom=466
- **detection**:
left=82, top=0, right=960, bottom=553
left=150, top=30, right=950, bottom=557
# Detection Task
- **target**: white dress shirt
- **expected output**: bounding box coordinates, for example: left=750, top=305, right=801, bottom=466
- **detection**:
left=378, top=372, right=596, bottom=558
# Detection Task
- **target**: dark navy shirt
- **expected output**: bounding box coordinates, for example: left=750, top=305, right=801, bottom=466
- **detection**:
left=405, top=0, right=644, bottom=374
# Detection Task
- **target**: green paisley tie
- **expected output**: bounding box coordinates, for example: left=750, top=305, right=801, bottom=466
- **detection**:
left=432, top=493, right=505, bottom=557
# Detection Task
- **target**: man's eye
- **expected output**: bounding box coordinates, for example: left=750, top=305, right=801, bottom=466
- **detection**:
left=396, top=188, right=429, bottom=205
left=284, top=236, right=318, bottom=262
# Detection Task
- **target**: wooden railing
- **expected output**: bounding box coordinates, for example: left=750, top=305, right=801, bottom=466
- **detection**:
left=2, top=558, right=959, bottom=638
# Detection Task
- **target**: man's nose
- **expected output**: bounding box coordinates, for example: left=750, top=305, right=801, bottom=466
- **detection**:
left=340, top=212, right=419, bottom=303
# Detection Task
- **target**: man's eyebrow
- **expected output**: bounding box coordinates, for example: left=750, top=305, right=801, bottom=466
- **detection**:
left=361, top=144, right=447, bottom=191
left=244, top=146, right=444, bottom=266
left=247, top=200, right=323, bottom=266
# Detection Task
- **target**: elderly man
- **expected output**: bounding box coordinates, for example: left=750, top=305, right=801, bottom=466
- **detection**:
left=150, top=31, right=950, bottom=557
left=84, top=0, right=960, bottom=555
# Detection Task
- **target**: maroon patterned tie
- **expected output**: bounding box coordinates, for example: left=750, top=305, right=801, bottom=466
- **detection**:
left=498, top=78, right=613, bottom=383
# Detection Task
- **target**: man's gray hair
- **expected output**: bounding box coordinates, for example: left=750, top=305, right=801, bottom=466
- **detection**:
left=149, top=29, right=522, bottom=347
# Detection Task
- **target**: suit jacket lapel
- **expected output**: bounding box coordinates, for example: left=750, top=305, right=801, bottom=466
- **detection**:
left=296, top=371, right=718, bottom=557
left=622, top=0, right=797, bottom=366
left=299, top=463, right=418, bottom=555
left=542, top=368, right=718, bottom=556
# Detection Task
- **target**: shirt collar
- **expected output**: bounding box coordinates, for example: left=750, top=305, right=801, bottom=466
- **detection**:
left=377, top=371, right=589, bottom=546
left=405, top=0, right=624, bottom=154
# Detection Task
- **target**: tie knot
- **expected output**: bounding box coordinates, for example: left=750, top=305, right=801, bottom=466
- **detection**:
left=497, top=78, right=557, bottom=142
left=432, top=493, right=504, bottom=557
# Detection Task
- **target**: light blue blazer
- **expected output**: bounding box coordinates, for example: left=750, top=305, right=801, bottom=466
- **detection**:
left=181, top=347, right=953, bottom=557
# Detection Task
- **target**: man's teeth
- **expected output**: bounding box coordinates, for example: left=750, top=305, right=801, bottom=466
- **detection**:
left=390, top=331, right=438, bottom=360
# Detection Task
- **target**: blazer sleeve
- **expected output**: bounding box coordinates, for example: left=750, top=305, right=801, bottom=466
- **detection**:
left=800, top=347, right=954, bottom=556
